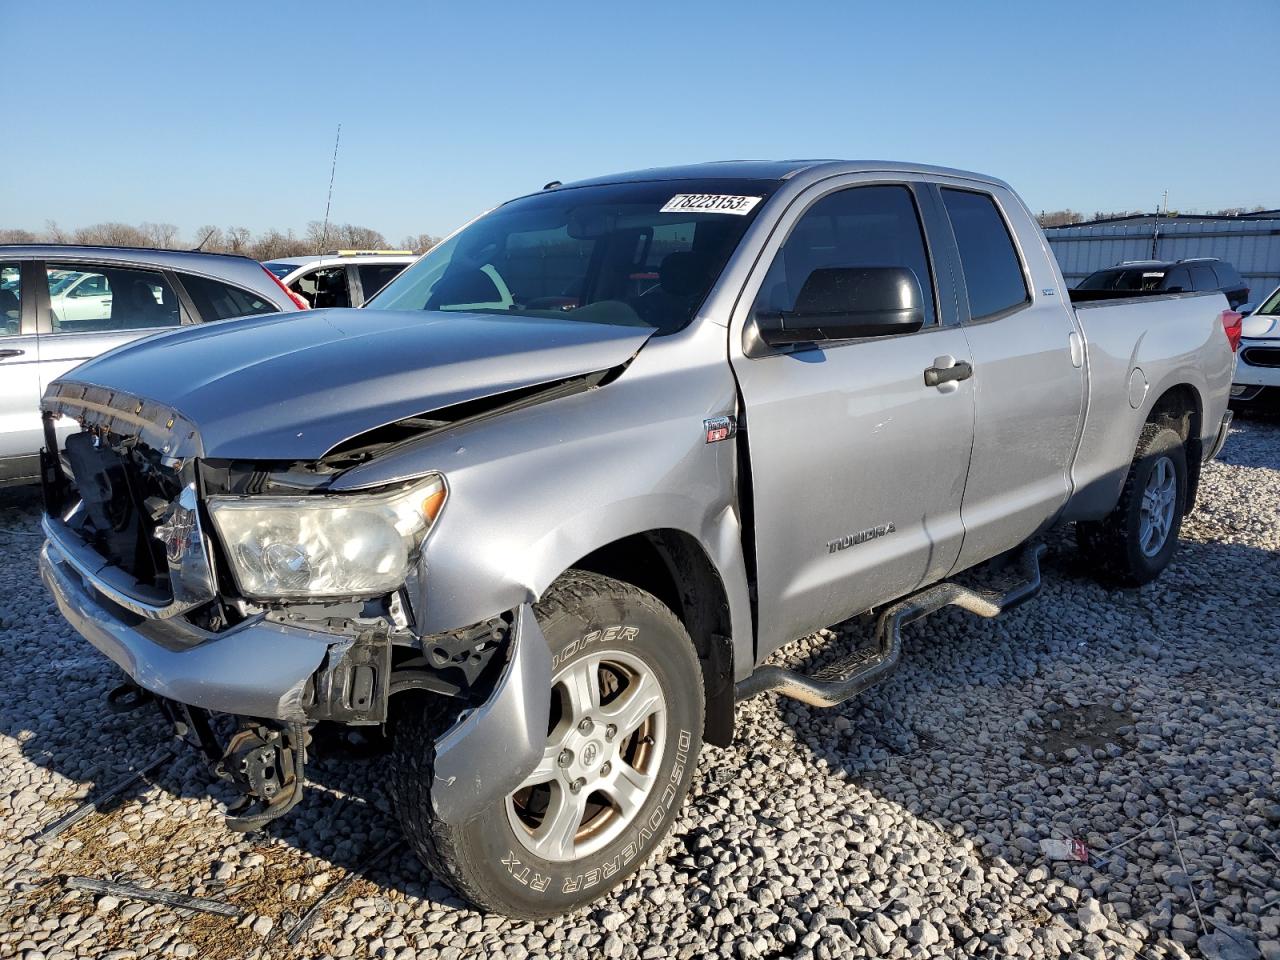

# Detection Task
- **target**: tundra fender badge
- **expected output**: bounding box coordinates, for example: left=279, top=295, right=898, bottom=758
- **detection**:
left=828, top=522, right=896, bottom=553
left=704, top=416, right=737, bottom=444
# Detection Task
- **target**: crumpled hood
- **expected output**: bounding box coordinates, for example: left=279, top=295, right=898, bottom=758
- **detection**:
left=56, top=308, right=652, bottom=459
left=1242, top=313, right=1280, bottom=340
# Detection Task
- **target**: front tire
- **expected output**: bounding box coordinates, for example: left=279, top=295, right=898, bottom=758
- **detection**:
left=389, top=571, right=704, bottom=918
left=1076, top=422, right=1187, bottom=587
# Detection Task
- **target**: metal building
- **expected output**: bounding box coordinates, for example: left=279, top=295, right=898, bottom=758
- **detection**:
left=1045, top=211, right=1280, bottom=306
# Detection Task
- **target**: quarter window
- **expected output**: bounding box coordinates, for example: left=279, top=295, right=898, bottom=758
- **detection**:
left=752, top=184, right=937, bottom=327
left=1190, top=264, right=1218, bottom=292
left=44, top=263, right=182, bottom=333
left=940, top=189, right=1029, bottom=320
left=180, top=273, right=279, bottom=321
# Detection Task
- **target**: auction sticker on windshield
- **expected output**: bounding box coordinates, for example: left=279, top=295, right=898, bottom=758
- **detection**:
left=660, top=194, right=762, bottom=216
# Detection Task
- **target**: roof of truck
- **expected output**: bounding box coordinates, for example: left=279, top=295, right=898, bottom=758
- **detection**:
left=555, top=159, right=1008, bottom=190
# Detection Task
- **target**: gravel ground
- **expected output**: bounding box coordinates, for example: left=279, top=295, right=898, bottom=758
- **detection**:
left=1, top=418, right=1278, bottom=960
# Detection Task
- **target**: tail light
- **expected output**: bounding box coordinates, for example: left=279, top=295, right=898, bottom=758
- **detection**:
left=261, top=265, right=310, bottom=311
left=1221, top=309, right=1243, bottom=353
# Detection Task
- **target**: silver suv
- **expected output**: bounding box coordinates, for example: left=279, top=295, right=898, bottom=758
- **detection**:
left=0, top=246, right=299, bottom=486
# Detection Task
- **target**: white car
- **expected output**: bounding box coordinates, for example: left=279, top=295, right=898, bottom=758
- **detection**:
left=263, top=250, right=418, bottom=308
left=1232, top=283, right=1280, bottom=410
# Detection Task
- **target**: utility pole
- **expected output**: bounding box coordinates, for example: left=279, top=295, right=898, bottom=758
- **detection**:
left=1151, top=188, right=1167, bottom=260
left=320, top=123, right=342, bottom=253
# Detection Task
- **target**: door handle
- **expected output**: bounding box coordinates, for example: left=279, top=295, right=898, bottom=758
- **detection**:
left=0, top=348, right=24, bottom=359
left=923, top=360, right=973, bottom=387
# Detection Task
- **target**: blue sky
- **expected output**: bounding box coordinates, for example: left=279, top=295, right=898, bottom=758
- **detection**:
left=3, top=0, right=1275, bottom=240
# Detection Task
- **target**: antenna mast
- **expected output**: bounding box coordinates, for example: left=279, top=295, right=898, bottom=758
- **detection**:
left=320, top=123, right=342, bottom=252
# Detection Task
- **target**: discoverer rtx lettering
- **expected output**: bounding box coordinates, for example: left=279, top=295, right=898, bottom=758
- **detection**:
left=828, top=522, right=896, bottom=553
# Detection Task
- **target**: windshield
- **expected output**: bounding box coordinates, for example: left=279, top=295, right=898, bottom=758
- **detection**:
left=264, top=261, right=301, bottom=279
left=47, top=269, right=84, bottom=294
left=1256, top=285, right=1280, bottom=315
left=366, top=179, right=778, bottom=333
left=1078, top=267, right=1166, bottom=291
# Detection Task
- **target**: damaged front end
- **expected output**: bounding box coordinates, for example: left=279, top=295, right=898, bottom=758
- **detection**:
left=39, top=381, right=551, bottom=832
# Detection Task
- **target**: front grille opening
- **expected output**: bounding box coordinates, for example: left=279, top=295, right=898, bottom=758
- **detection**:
left=1242, top=346, right=1280, bottom=369
left=61, top=431, right=184, bottom=592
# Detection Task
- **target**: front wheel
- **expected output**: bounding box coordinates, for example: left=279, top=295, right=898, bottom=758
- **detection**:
left=389, top=571, right=704, bottom=918
left=1076, top=422, right=1187, bottom=587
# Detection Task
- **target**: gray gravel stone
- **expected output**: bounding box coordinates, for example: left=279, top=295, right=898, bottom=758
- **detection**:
left=2, top=421, right=1279, bottom=960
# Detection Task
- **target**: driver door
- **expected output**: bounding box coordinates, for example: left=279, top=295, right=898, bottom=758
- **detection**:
left=730, top=178, right=976, bottom=656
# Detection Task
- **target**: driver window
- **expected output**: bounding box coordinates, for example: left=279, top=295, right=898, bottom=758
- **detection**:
left=752, top=184, right=937, bottom=327
left=289, top=267, right=350, bottom=308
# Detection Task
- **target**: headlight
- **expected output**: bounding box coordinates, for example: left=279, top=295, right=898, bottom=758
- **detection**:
left=207, top=474, right=446, bottom=599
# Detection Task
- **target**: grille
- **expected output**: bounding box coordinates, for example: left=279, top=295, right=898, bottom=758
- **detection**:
left=60, top=432, right=183, bottom=591
left=1241, top=346, right=1280, bottom=368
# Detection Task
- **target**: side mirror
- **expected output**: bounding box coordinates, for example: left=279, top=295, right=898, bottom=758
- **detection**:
left=1237, top=302, right=1256, bottom=315
left=755, top=266, right=926, bottom=347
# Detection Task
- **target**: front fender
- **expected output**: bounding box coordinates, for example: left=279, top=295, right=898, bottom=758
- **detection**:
left=431, top=603, right=551, bottom=826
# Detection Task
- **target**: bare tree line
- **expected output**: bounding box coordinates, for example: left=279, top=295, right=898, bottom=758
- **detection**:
left=1037, top=204, right=1272, bottom=228
left=0, top=221, right=440, bottom=259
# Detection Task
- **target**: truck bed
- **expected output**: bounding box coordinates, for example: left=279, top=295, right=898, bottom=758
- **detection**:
left=1063, top=289, right=1234, bottom=520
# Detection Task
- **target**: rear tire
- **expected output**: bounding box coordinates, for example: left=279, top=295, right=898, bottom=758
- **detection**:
left=1076, top=422, right=1187, bottom=587
left=389, top=571, right=704, bottom=918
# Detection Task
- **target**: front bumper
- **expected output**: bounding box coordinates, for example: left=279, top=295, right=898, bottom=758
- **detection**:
left=1234, top=341, right=1280, bottom=389
left=41, top=536, right=551, bottom=825
left=41, top=539, right=331, bottom=720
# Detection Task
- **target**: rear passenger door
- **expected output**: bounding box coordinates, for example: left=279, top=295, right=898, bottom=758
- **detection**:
left=731, top=177, right=976, bottom=654
left=936, top=185, right=1087, bottom=571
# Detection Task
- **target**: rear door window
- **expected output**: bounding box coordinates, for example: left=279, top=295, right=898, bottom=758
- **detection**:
left=180, top=273, right=280, bottom=321
left=357, top=263, right=407, bottom=302
left=940, top=189, right=1030, bottom=320
left=44, top=263, right=182, bottom=333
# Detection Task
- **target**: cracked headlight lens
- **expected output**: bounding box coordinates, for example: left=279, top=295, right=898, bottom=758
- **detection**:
left=208, top=474, right=446, bottom=599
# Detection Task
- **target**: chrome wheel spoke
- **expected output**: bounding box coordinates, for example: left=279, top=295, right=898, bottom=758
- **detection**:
left=561, top=655, right=601, bottom=719
left=600, top=669, right=662, bottom=741
left=529, top=782, right=587, bottom=860
left=517, top=741, right=563, bottom=791
left=603, top=762, right=653, bottom=819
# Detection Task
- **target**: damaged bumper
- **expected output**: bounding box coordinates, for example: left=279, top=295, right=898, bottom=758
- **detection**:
left=41, top=539, right=330, bottom=720
left=41, top=535, right=551, bottom=826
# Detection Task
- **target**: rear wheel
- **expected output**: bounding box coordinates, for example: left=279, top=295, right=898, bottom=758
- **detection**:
left=389, top=571, right=704, bottom=918
left=1076, top=422, right=1187, bottom=586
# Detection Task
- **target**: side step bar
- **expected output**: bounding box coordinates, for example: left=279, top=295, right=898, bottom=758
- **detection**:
left=736, top=543, right=1046, bottom=708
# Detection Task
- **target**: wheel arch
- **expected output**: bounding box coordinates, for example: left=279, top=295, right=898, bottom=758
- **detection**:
left=570, top=529, right=736, bottom=746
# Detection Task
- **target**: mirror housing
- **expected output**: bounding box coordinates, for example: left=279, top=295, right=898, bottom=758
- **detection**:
left=1237, top=302, right=1256, bottom=316
left=755, top=266, right=926, bottom=347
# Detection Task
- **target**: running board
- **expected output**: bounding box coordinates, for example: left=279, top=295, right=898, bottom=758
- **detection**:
left=736, top=543, right=1046, bottom=708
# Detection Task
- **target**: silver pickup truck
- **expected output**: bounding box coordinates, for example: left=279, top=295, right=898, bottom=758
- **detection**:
left=37, top=161, right=1236, bottom=918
